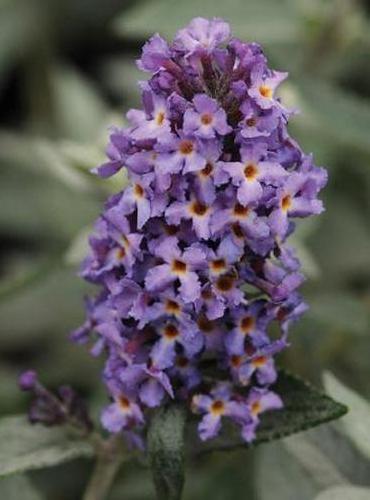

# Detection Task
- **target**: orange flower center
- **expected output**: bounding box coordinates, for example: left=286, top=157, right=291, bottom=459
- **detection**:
left=241, top=316, right=255, bottom=334
left=156, top=111, right=165, bottom=126
left=201, top=162, right=213, bottom=177
left=179, top=140, right=194, bottom=155
left=200, top=113, right=213, bottom=125
left=216, top=275, right=234, bottom=292
left=172, top=259, right=187, bottom=274
left=252, top=356, right=267, bottom=367
left=134, top=183, right=144, bottom=198
left=244, top=163, right=258, bottom=180
left=211, top=400, right=225, bottom=415
left=165, top=299, right=181, bottom=315
left=118, top=396, right=130, bottom=410
left=251, top=401, right=262, bottom=415
left=259, top=85, right=273, bottom=98
left=246, top=117, right=257, bottom=127
left=210, top=258, right=227, bottom=273
left=233, top=203, right=249, bottom=217
left=116, top=247, right=126, bottom=260
left=164, top=324, right=179, bottom=340
left=281, top=194, right=292, bottom=212
left=190, top=201, right=208, bottom=216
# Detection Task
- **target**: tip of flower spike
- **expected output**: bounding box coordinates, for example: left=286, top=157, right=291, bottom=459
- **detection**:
left=18, top=370, right=38, bottom=391
left=173, top=17, right=231, bottom=55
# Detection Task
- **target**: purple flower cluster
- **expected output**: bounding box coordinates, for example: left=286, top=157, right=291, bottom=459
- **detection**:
left=73, top=17, right=327, bottom=444
left=18, top=370, right=92, bottom=432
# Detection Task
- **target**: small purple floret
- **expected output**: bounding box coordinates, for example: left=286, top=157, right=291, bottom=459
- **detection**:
left=18, top=370, right=38, bottom=391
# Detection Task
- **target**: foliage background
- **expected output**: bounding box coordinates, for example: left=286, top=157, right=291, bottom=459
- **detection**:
left=0, top=0, right=369, bottom=498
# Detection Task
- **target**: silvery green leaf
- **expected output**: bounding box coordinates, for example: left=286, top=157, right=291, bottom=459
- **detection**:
left=308, top=293, right=369, bottom=336
left=49, top=64, right=107, bottom=142
left=64, top=226, right=91, bottom=266
left=0, top=0, right=40, bottom=87
left=297, top=79, right=370, bottom=155
left=314, top=485, right=370, bottom=500
left=0, top=268, right=88, bottom=348
left=0, top=132, right=92, bottom=192
left=0, top=475, right=44, bottom=500
left=308, top=199, right=370, bottom=281
left=0, top=416, right=93, bottom=477
left=256, top=441, right=320, bottom=500
left=323, top=372, right=370, bottom=459
left=282, top=434, right=345, bottom=488
left=256, top=428, right=345, bottom=500
left=307, top=425, right=370, bottom=487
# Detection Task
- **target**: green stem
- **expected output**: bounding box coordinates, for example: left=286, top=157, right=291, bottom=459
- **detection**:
left=82, top=436, right=123, bottom=500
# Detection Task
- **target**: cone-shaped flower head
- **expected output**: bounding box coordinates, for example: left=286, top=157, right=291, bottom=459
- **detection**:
left=73, top=17, right=327, bottom=445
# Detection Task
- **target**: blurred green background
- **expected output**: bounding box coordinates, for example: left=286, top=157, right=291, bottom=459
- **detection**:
left=0, top=0, right=369, bottom=499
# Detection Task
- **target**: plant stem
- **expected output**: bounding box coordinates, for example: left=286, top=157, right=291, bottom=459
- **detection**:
left=82, top=436, right=123, bottom=500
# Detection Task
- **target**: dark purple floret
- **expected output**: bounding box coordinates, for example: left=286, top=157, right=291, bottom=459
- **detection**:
left=72, top=17, right=327, bottom=444
left=19, top=371, right=93, bottom=432
left=18, top=370, right=38, bottom=391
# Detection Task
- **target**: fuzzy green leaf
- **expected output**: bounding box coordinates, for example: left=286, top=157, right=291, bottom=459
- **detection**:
left=297, top=79, right=370, bottom=155
left=192, top=371, right=348, bottom=455
left=324, top=372, right=370, bottom=459
left=0, top=416, right=94, bottom=477
left=0, top=475, right=45, bottom=500
left=147, top=404, right=186, bottom=500
left=315, top=486, right=370, bottom=500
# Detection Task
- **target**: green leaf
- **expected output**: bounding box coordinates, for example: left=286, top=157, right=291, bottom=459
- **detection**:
left=49, top=64, right=107, bottom=142
left=0, top=161, right=99, bottom=242
left=256, top=441, right=319, bottom=500
left=308, top=293, right=369, bottom=336
left=282, top=434, right=345, bottom=488
left=296, top=79, right=370, bottom=155
left=100, top=57, right=147, bottom=109
left=0, top=255, right=58, bottom=303
left=0, top=0, right=40, bottom=88
left=0, top=475, right=44, bottom=500
left=193, top=370, right=347, bottom=455
left=0, top=267, right=89, bottom=348
left=323, top=372, right=370, bottom=460
left=64, top=225, right=91, bottom=266
left=315, top=485, right=370, bottom=500
left=114, top=0, right=303, bottom=45
left=307, top=198, right=370, bottom=281
left=147, top=404, right=186, bottom=500
left=256, top=424, right=356, bottom=500
left=307, top=424, right=370, bottom=486
left=0, top=415, right=94, bottom=477
left=0, top=131, right=96, bottom=192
